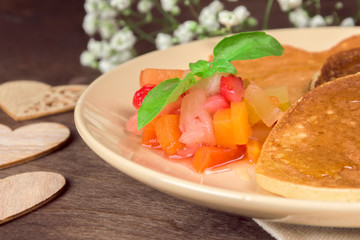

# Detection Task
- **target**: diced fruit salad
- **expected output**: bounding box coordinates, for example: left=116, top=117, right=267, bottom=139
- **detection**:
left=126, top=32, right=289, bottom=173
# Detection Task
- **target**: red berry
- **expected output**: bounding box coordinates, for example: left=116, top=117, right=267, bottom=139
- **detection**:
left=220, top=74, right=244, bottom=102
left=133, top=85, right=155, bottom=108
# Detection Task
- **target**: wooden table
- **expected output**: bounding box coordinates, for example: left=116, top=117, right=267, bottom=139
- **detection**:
left=0, top=1, right=357, bottom=239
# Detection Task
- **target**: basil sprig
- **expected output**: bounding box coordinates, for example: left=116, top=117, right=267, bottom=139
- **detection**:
left=137, top=31, right=284, bottom=130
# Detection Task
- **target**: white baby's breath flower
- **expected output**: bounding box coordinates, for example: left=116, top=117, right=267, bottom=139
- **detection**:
left=98, top=58, right=116, bottom=73
left=99, top=9, right=117, bottom=19
left=309, top=15, right=326, bottom=27
left=98, top=18, right=118, bottom=39
left=97, top=1, right=117, bottom=18
left=110, top=28, right=136, bottom=51
left=137, top=0, right=153, bottom=13
left=289, top=8, right=309, bottom=28
left=185, top=20, right=198, bottom=31
left=80, top=50, right=97, bottom=68
left=199, top=7, right=220, bottom=32
left=100, top=41, right=114, bottom=58
left=161, top=0, right=178, bottom=12
left=98, top=50, right=133, bottom=73
left=277, top=0, right=302, bottom=11
left=155, top=33, right=173, bottom=50
left=173, top=20, right=197, bottom=44
left=341, top=17, right=355, bottom=26
left=83, top=13, right=98, bottom=35
left=114, top=49, right=133, bottom=63
left=233, top=6, right=250, bottom=23
left=110, top=0, right=131, bottom=11
left=87, top=38, right=103, bottom=58
left=218, top=10, right=238, bottom=27
left=208, top=0, right=224, bottom=13
left=84, top=0, right=100, bottom=13
left=87, top=39, right=114, bottom=59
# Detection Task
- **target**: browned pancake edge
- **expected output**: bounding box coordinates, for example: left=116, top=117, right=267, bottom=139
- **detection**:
left=255, top=72, right=360, bottom=201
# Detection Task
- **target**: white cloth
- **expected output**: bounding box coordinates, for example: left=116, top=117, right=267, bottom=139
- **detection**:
left=254, top=219, right=360, bottom=240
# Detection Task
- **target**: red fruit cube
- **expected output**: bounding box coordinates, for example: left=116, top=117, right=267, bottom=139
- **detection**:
left=132, top=85, right=155, bottom=108
left=220, top=74, right=244, bottom=103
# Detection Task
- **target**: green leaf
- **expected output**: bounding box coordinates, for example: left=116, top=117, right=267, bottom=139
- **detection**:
left=189, top=60, right=211, bottom=77
left=202, top=58, right=237, bottom=78
left=137, top=73, right=197, bottom=129
left=213, top=31, right=284, bottom=62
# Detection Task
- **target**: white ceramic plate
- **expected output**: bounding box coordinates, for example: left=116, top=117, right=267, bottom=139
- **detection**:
left=75, top=27, right=360, bottom=228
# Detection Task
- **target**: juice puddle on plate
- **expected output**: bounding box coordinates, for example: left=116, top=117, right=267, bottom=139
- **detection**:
left=127, top=122, right=272, bottom=192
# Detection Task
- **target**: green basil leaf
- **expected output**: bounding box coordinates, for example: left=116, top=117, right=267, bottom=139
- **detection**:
left=137, top=73, right=197, bottom=129
left=202, top=58, right=237, bottom=78
left=213, top=31, right=284, bottom=62
left=189, top=60, right=211, bottom=77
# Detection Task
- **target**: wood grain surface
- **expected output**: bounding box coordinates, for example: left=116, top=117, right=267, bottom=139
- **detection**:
left=0, top=1, right=356, bottom=239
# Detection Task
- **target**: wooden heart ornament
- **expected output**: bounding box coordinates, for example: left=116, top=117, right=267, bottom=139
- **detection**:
left=0, top=122, right=70, bottom=169
left=0, top=80, right=87, bottom=121
left=0, top=171, right=66, bottom=224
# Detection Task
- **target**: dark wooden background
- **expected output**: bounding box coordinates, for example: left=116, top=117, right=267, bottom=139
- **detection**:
left=0, top=1, right=358, bottom=239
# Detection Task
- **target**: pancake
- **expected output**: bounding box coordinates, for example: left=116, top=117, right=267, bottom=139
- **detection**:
left=311, top=47, right=360, bottom=88
left=232, top=35, right=360, bottom=104
left=255, top=72, right=360, bottom=202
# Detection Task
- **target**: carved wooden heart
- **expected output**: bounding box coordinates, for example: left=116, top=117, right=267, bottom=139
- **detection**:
left=0, top=171, right=66, bottom=224
left=0, top=80, right=87, bottom=121
left=0, top=122, right=70, bottom=169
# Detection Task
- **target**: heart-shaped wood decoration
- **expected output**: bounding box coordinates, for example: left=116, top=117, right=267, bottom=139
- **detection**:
left=0, top=80, right=87, bottom=121
left=0, top=171, right=66, bottom=224
left=0, top=122, right=70, bottom=169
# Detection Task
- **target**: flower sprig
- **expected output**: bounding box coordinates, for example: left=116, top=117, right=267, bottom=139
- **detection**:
left=275, top=0, right=358, bottom=28
left=80, top=0, right=359, bottom=73
left=80, top=0, right=257, bottom=73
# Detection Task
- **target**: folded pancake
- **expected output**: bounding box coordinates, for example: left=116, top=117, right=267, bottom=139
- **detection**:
left=233, top=45, right=324, bottom=104
left=256, top=72, right=360, bottom=202
left=311, top=47, right=360, bottom=88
